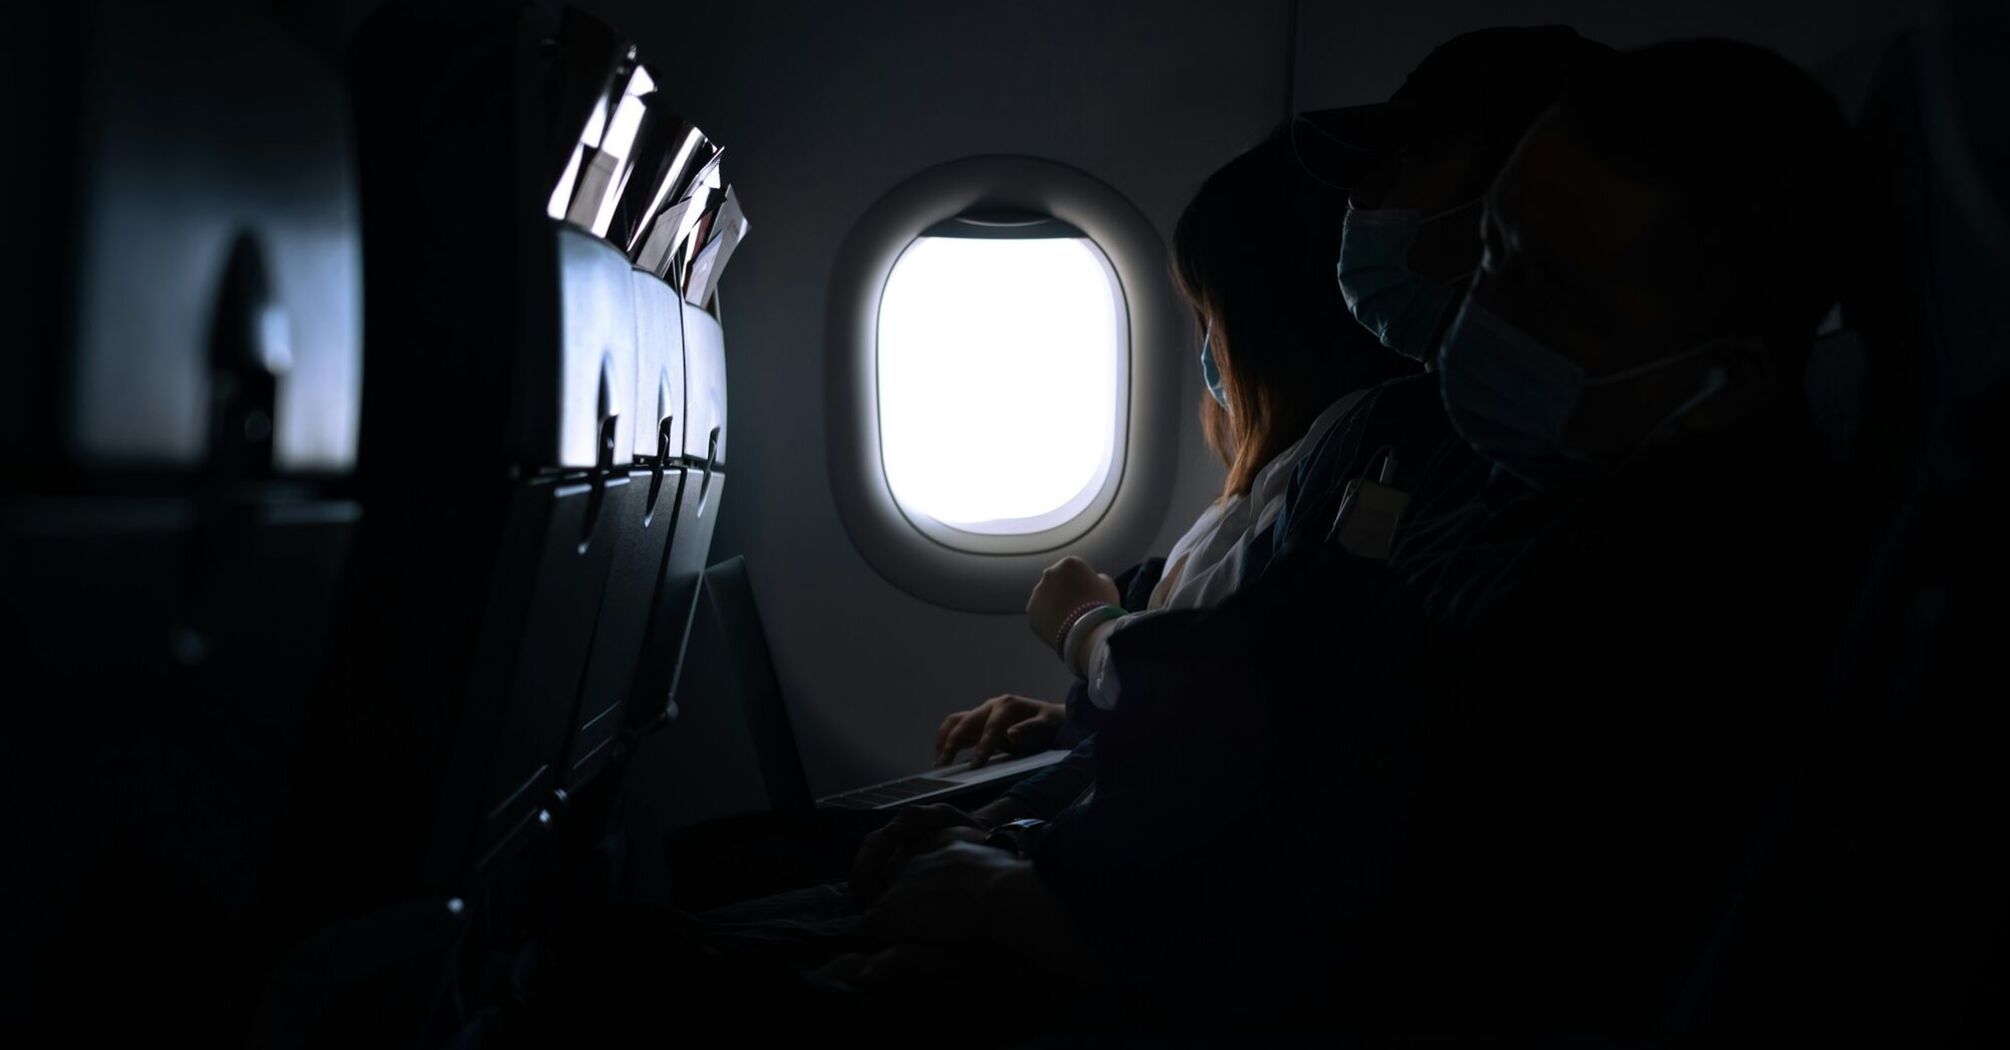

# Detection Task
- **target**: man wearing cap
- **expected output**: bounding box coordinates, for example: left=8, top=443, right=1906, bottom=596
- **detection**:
left=1300, top=25, right=1616, bottom=361
left=1252, top=26, right=1617, bottom=578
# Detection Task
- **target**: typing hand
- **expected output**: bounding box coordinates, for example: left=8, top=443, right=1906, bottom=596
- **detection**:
left=935, top=694, right=1064, bottom=768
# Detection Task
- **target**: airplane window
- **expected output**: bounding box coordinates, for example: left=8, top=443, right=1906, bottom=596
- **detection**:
left=828, top=157, right=1177, bottom=611
left=875, top=219, right=1126, bottom=538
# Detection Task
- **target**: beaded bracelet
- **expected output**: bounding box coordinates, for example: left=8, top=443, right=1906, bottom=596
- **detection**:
left=1052, top=600, right=1114, bottom=657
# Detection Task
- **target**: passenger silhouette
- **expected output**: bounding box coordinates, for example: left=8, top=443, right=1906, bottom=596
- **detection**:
left=930, top=126, right=1411, bottom=771
left=848, top=36, right=1865, bottom=1032
left=882, top=26, right=1616, bottom=893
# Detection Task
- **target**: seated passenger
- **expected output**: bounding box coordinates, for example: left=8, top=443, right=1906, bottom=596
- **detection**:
left=862, top=125, right=1419, bottom=870
left=851, top=37, right=1864, bottom=1033
left=682, top=25, right=1616, bottom=927
left=922, top=27, right=1614, bottom=838
left=927, top=124, right=1413, bottom=775
left=676, top=122, right=1418, bottom=923
left=1270, top=25, right=1620, bottom=572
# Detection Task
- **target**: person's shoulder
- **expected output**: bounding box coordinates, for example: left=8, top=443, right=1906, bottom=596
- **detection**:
left=1305, top=374, right=1435, bottom=460
left=1376, top=371, right=1447, bottom=403
left=1344, top=373, right=1453, bottom=446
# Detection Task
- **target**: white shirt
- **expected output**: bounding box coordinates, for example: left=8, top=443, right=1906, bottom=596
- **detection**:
left=1073, top=390, right=1365, bottom=709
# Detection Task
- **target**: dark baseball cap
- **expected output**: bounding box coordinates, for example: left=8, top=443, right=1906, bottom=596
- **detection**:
left=1293, top=26, right=1616, bottom=186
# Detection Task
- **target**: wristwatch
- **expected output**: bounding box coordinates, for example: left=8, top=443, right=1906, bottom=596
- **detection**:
left=981, top=817, right=1049, bottom=858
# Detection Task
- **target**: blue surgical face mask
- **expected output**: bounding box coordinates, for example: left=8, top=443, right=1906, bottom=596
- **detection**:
left=1437, top=297, right=1732, bottom=492
left=1336, top=200, right=1483, bottom=361
left=1200, top=329, right=1229, bottom=409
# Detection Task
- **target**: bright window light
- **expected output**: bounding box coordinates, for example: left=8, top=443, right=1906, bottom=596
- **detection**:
left=877, top=233, right=1124, bottom=535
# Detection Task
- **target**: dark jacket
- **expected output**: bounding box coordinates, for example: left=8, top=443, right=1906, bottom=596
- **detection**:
left=998, top=557, right=1164, bottom=817
left=1035, top=403, right=1852, bottom=1032
left=1261, top=372, right=1489, bottom=577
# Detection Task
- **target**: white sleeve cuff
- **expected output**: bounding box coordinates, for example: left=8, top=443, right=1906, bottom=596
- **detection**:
left=1080, top=610, right=1147, bottom=711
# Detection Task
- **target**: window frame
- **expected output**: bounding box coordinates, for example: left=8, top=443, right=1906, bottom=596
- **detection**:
left=827, top=156, right=1180, bottom=613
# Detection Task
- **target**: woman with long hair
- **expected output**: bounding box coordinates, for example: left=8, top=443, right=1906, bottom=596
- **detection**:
left=935, top=124, right=1414, bottom=765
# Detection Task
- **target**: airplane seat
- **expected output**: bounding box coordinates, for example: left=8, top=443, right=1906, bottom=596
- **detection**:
left=626, top=298, right=731, bottom=736
left=246, top=7, right=634, bottom=1041
left=0, top=0, right=363, bottom=1040
left=609, top=553, right=859, bottom=917
left=564, top=271, right=688, bottom=793
left=593, top=296, right=733, bottom=910
left=248, top=4, right=743, bottom=1041
left=571, top=123, right=735, bottom=854
left=624, top=556, right=815, bottom=898
left=1697, top=7, right=2010, bottom=1036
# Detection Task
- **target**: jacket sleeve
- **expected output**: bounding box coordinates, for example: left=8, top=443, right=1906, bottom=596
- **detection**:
left=995, top=556, right=1162, bottom=817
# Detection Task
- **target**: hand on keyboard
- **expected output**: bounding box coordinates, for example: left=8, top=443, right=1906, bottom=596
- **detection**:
left=935, top=694, right=1065, bottom=767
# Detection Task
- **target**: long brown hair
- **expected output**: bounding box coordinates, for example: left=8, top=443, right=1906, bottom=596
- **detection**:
left=1173, top=126, right=1415, bottom=500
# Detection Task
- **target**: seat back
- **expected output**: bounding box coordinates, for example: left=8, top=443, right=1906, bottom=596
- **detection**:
left=244, top=6, right=633, bottom=1039
left=642, top=556, right=810, bottom=833
left=251, top=4, right=744, bottom=1040
left=565, top=272, right=688, bottom=789
left=628, top=301, right=731, bottom=729
left=424, top=223, right=635, bottom=889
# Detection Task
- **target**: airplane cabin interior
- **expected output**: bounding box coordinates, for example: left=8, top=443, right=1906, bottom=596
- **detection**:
left=3, top=0, right=2007, bottom=1044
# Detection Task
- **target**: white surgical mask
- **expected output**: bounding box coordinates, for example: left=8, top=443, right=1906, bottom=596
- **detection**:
left=1437, top=297, right=1732, bottom=491
left=1336, top=199, right=1482, bottom=361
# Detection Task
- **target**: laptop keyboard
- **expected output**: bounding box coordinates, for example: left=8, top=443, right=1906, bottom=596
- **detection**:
left=819, top=774, right=962, bottom=810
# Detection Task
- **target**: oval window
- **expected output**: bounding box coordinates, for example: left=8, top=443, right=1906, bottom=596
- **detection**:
left=874, top=213, right=1128, bottom=542
left=826, top=156, right=1180, bottom=612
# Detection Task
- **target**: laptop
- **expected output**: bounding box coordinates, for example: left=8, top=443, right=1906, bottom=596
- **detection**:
left=689, top=556, right=1071, bottom=817
left=816, top=748, right=1071, bottom=811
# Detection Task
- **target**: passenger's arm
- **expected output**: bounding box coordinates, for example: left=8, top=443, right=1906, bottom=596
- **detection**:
left=1025, top=556, right=1120, bottom=653
left=1031, top=545, right=1416, bottom=985
left=1068, top=615, right=1121, bottom=679
left=1073, top=615, right=1131, bottom=709
left=932, top=556, right=1163, bottom=767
